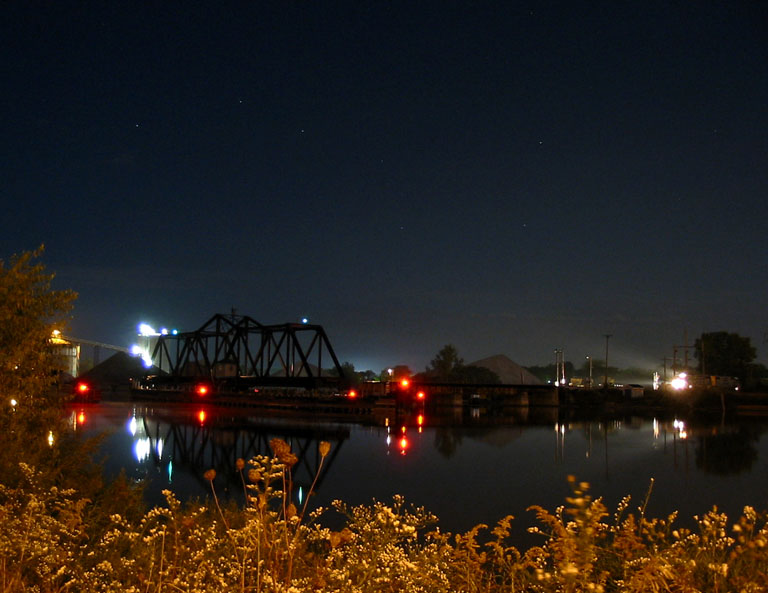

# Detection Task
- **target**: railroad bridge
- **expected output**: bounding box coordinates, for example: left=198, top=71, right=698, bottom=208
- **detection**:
left=134, top=313, right=349, bottom=394
left=129, top=313, right=560, bottom=408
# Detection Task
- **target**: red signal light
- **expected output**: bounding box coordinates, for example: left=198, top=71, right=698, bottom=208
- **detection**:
left=348, top=390, right=357, bottom=399
left=196, top=384, right=209, bottom=396
left=416, top=391, right=425, bottom=400
left=400, top=378, right=409, bottom=388
left=76, top=382, right=89, bottom=393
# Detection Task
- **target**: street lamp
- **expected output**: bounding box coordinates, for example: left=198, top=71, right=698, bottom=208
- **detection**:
left=586, top=356, right=593, bottom=388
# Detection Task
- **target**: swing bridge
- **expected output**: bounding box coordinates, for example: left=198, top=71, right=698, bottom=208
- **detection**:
left=131, top=313, right=350, bottom=396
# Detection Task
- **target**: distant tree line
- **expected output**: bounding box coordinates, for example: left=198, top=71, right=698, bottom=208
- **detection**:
left=332, top=332, right=767, bottom=390
left=526, top=331, right=767, bottom=389
left=526, top=360, right=648, bottom=386
left=331, top=344, right=501, bottom=386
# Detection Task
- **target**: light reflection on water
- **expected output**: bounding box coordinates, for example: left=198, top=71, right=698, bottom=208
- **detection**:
left=68, top=402, right=768, bottom=545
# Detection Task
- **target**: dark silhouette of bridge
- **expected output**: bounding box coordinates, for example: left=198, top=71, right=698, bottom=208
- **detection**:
left=139, top=313, right=348, bottom=393
left=137, top=406, right=350, bottom=497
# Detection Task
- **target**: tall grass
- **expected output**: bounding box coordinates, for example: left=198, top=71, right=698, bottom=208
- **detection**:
left=2, top=440, right=767, bottom=592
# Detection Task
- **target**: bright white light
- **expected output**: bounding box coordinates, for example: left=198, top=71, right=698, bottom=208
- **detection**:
left=160, top=327, right=169, bottom=335
left=156, top=438, right=164, bottom=458
left=670, top=376, right=688, bottom=390
left=47, top=431, right=55, bottom=447
left=134, top=438, right=151, bottom=462
left=130, top=344, right=153, bottom=367
left=128, top=417, right=137, bottom=436
left=301, top=317, right=309, bottom=324
left=171, top=329, right=178, bottom=335
left=673, top=419, right=687, bottom=438
left=9, top=398, right=17, bottom=407
left=138, top=323, right=159, bottom=336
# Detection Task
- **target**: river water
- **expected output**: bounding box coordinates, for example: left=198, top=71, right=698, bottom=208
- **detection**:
left=67, top=401, right=768, bottom=547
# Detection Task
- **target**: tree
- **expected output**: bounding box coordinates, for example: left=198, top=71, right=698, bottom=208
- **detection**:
left=0, top=246, right=77, bottom=407
left=426, top=344, right=463, bottom=379
left=420, top=345, right=500, bottom=383
left=528, top=361, right=577, bottom=384
left=339, top=361, right=356, bottom=378
left=695, top=332, right=756, bottom=379
left=356, top=369, right=378, bottom=382
left=0, top=247, right=110, bottom=495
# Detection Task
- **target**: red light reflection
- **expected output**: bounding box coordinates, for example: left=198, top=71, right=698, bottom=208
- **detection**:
left=399, top=435, right=408, bottom=454
left=77, top=411, right=86, bottom=424
left=197, top=409, right=206, bottom=424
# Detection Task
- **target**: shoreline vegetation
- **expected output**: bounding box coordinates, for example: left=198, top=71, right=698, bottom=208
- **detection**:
left=3, top=248, right=768, bottom=590
left=3, top=433, right=768, bottom=592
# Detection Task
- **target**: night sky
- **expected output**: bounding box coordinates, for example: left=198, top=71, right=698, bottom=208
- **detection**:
left=2, top=2, right=767, bottom=373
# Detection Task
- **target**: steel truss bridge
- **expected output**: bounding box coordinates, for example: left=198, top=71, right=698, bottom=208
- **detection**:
left=144, top=313, right=348, bottom=392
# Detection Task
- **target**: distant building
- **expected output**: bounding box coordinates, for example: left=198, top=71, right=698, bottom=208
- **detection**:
left=50, top=331, right=80, bottom=378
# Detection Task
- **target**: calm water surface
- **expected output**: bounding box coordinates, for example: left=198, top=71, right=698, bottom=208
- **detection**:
left=69, top=401, right=768, bottom=546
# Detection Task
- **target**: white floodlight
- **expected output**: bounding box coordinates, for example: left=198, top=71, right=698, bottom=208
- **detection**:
left=138, top=323, right=159, bottom=336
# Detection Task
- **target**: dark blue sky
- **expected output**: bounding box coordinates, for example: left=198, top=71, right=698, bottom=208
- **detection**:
left=2, top=1, right=767, bottom=372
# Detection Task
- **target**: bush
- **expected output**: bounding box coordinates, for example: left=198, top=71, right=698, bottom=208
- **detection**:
left=2, top=444, right=768, bottom=592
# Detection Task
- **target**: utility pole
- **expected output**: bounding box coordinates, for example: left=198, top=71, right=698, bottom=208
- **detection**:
left=586, top=355, right=593, bottom=388
left=560, top=350, right=565, bottom=385
left=603, top=334, right=612, bottom=389
left=662, top=357, right=673, bottom=382
left=554, top=349, right=563, bottom=385
left=674, top=330, right=693, bottom=374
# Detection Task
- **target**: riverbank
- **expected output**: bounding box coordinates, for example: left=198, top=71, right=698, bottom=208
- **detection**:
left=5, top=445, right=768, bottom=592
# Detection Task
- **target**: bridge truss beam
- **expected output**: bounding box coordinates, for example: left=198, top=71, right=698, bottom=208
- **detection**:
left=149, top=314, right=347, bottom=389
